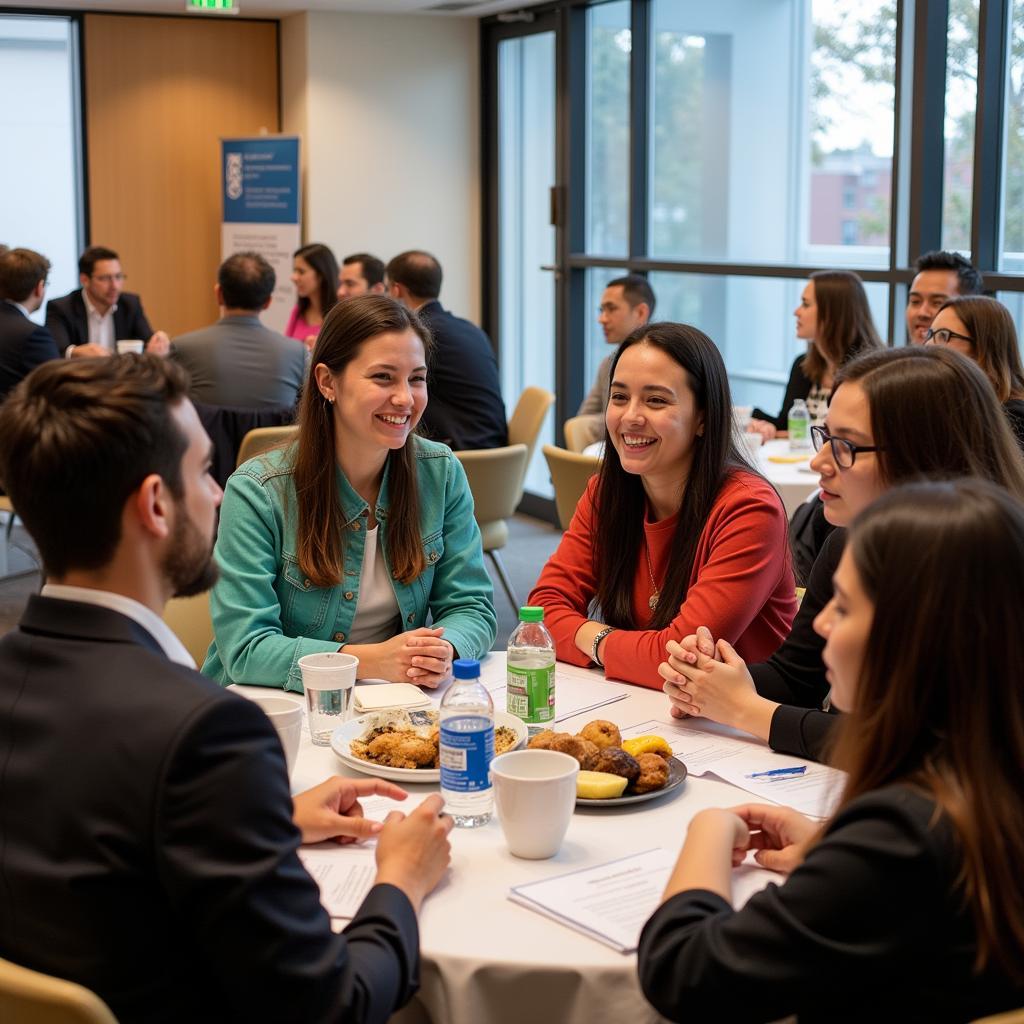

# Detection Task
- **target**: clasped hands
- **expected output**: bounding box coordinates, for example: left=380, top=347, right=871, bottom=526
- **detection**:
left=348, top=626, right=454, bottom=688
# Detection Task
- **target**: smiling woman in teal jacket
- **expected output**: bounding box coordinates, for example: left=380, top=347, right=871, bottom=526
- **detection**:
left=202, top=295, right=496, bottom=693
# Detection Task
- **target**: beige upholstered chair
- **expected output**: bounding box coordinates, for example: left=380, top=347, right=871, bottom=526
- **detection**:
left=236, top=424, right=299, bottom=467
left=542, top=444, right=601, bottom=530
left=454, top=445, right=529, bottom=610
left=971, top=1011, right=1024, bottom=1024
left=0, top=956, right=119, bottom=1024
left=163, top=591, right=214, bottom=667
left=507, top=386, right=555, bottom=478
left=0, top=495, right=15, bottom=557
left=562, top=414, right=602, bottom=453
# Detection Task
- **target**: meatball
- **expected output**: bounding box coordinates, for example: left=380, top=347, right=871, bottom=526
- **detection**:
left=632, top=752, right=670, bottom=794
left=579, top=720, right=622, bottom=750
left=591, top=746, right=640, bottom=783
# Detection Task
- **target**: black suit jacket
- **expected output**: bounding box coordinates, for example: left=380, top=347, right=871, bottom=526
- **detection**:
left=416, top=300, right=508, bottom=450
left=45, top=289, right=154, bottom=354
left=0, top=301, right=60, bottom=402
left=0, top=596, right=420, bottom=1024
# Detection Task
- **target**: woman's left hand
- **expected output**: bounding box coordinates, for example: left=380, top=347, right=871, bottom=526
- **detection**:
left=292, top=776, right=408, bottom=844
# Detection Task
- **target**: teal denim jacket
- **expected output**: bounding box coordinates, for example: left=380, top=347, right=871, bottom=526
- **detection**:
left=202, top=437, right=497, bottom=691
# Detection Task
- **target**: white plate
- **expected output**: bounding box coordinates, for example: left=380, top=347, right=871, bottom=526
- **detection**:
left=331, top=710, right=528, bottom=783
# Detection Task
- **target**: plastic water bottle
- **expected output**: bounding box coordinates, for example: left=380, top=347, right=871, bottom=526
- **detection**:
left=506, top=606, right=555, bottom=726
left=439, top=659, right=494, bottom=828
left=788, top=398, right=811, bottom=451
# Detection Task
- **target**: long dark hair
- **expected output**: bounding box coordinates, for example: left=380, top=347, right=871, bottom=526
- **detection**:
left=833, top=346, right=1024, bottom=497
left=831, top=479, right=1024, bottom=981
left=293, top=294, right=432, bottom=588
left=803, top=270, right=882, bottom=385
left=936, top=295, right=1024, bottom=403
left=294, top=242, right=339, bottom=321
left=593, top=323, right=754, bottom=629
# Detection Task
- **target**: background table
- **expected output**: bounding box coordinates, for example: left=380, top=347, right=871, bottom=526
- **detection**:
left=237, top=661, right=781, bottom=1024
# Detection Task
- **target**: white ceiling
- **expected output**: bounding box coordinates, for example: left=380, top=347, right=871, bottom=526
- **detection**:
left=5, top=0, right=539, bottom=18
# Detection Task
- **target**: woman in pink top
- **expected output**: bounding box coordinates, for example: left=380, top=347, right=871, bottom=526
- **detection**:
left=529, top=322, right=796, bottom=688
left=286, top=243, right=339, bottom=350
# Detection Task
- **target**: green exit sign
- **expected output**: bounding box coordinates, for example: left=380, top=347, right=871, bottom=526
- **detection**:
left=186, top=0, right=239, bottom=13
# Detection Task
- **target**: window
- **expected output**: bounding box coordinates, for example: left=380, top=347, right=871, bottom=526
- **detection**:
left=1002, top=2, right=1024, bottom=271
left=942, top=0, right=979, bottom=254
left=0, top=16, right=83, bottom=310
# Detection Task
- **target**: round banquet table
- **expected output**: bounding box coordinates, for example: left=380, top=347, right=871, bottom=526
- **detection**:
left=235, top=662, right=776, bottom=1024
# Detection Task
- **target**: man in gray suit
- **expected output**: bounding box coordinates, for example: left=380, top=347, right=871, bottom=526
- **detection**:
left=172, top=252, right=305, bottom=409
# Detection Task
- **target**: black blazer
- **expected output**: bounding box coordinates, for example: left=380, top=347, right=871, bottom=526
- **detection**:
left=0, top=301, right=60, bottom=402
left=752, top=353, right=814, bottom=431
left=0, top=596, right=420, bottom=1024
left=45, top=288, right=154, bottom=354
left=416, top=300, right=508, bottom=451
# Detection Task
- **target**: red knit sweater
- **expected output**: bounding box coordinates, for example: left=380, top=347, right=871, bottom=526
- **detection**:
left=528, top=470, right=797, bottom=688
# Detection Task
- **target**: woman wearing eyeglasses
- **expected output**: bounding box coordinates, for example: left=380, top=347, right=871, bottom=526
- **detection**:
left=639, top=479, right=1024, bottom=1022
left=747, top=270, right=882, bottom=441
left=658, top=346, right=1024, bottom=759
left=925, top=295, right=1024, bottom=447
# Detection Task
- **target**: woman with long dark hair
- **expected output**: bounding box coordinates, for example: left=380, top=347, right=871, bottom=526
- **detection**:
left=749, top=269, right=882, bottom=439
left=926, top=294, right=1024, bottom=444
left=528, top=322, right=797, bottom=688
left=639, top=479, right=1024, bottom=1021
left=659, top=346, right=1024, bottom=758
left=203, top=294, right=496, bottom=692
left=286, top=242, right=339, bottom=350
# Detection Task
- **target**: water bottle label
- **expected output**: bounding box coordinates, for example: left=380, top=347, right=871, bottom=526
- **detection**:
left=506, top=664, right=555, bottom=723
left=439, top=717, right=494, bottom=793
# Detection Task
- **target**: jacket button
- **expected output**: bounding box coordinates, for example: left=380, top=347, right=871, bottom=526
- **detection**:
left=351, top=521, right=361, bottom=531
left=428, top=551, right=439, bottom=563
left=360, top=508, right=369, bottom=517
left=344, top=591, right=354, bottom=600
left=333, top=632, right=346, bottom=642
left=303, top=579, right=311, bottom=589
left=407, top=613, right=414, bottom=624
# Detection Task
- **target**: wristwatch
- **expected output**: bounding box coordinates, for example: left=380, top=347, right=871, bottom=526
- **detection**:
left=591, top=626, right=616, bottom=667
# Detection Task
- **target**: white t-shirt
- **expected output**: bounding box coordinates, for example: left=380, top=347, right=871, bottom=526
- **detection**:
left=346, top=526, right=401, bottom=646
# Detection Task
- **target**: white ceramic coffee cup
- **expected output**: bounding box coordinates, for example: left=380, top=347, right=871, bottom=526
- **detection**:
left=491, top=749, right=579, bottom=859
left=245, top=694, right=303, bottom=776
left=116, top=339, right=145, bottom=355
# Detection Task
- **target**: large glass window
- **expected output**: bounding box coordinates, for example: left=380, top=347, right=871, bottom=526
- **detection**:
left=1002, top=2, right=1024, bottom=271
left=942, top=0, right=979, bottom=253
left=0, top=16, right=83, bottom=311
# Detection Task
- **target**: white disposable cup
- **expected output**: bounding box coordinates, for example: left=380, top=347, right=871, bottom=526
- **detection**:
left=116, top=339, right=145, bottom=355
left=491, top=749, right=579, bottom=859
left=246, top=694, right=303, bottom=776
left=298, top=652, right=359, bottom=745
left=733, top=405, right=753, bottom=432
left=742, top=431, right=764, bottom=457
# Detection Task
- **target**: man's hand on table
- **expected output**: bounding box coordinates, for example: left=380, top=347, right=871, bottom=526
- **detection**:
left=69, top=343, right=111, bottom=359
left=146, top=330, right=171, bottom=356
left=345, top=627, right=453, bottom=688
left=293, top=776, right=407, bottom=845
left=373, top=794, right=454, bottom=913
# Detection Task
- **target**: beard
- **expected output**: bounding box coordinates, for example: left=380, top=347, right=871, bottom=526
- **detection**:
left=163, top=500, right=219, bottom=598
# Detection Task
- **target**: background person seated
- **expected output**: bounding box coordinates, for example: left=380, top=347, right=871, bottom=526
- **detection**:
left=905, top=249, right=984, bottom=345
left=286, top=241, right=338, bottom=349
left=171, top=251, right=306, bottom=410
left=338, top=252, right=387, bottom=299
left=45, top=244, right=170, bottom=357
left=0, top=247, right=60, bottom=403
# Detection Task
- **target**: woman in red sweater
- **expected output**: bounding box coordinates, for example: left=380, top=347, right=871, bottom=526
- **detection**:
left=528, top=322, right=796, bottom=688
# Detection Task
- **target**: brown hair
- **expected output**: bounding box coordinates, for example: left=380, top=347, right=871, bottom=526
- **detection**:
left=386, top=251, right=443, bottom=301
left=832, top=346, right=1024, bottom=498
left=294, top=243, right=339, bottom=321
left=0, top=248, right=50, bottom=303
left=831, top=479, right=1024, bottom=981
left=802, top=270, right=882, bottom=385
left=0, top=355, right=189, bottom=577
left=936, top=295, right=1024, bottom=403
left=293, top=294, right=433, bottom=587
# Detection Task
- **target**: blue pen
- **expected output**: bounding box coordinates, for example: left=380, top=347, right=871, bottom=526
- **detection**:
left=746, top=765, right=807, bottom=779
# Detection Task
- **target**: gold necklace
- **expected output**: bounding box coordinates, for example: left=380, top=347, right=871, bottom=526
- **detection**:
left=644, top=539, right=660, bottom=611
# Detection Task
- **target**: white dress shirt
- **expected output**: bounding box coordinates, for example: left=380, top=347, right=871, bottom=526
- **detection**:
left=83, top=291, right=117, bottom=351
left=40, top=583, right=196, bottom=668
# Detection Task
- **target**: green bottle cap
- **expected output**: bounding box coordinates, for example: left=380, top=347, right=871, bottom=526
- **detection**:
left=518, top=606, right=544, bottom=622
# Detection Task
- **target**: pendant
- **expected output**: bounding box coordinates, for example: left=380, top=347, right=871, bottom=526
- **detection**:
left=649, top=591, right=660, bottom=611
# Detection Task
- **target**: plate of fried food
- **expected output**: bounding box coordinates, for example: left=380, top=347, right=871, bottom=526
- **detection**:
left=331, top=708, right=528, bottom=782
left=527, top=719, right=687, bottom=806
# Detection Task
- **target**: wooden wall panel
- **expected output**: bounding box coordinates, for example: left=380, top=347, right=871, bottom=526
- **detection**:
left=84, top=15, right=279, bottom=337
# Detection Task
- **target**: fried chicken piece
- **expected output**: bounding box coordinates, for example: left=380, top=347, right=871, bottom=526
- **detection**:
left=548, top=733, right=599, bottom=770
left=579, top=720, right=622, bottom=750
left=528, top=730, right=561, bottom=750
left=631, top=752, right=670, bottom=794
left=366, top=732, right=437, bottom=769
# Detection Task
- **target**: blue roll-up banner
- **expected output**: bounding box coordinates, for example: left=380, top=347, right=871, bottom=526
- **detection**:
left=221, top=136, right=301, bottom=334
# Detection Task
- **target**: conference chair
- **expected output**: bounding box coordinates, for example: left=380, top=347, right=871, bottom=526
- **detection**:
left=0, top=956, right=119, bottom=1024
left=0, top=496, right=15, bottom=573
left=971, top=1011, right=1024, bottom=1024
left=193, top=403, right=296, bottom=488
left=237, top=424, right=300, bottom=467
left=562, top=414, right=601, bottom=453
left=507, top=386, right=555, bottom=489
left=163, top=590, right=214, bottom=667
left=542, top=445, right=601, bottom=531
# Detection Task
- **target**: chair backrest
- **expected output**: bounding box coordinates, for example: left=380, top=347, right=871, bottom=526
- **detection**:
left=542, top=444, right=601, bottom=530
left=507, top=387, right=555, bottom=466
left=0, top=957, right=119, bottom=1024
left=237, top=425, right=300, bottom=467
left=163, top=591, right=214, bottom=668
left=454, top=445, right=530, bottom=527
left=971, top=1011, right=1024, bottom=1024
left=562, top=414, right=602, bottom=453
left=193, top=403, right=296, bottom=487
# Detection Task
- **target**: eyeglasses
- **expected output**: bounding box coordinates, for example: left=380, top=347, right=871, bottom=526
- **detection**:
left=90, top=273, right=126, bottom=285
left=810, top=425, right=885, bottom=468
left=923, top=326, right=972, bottom=347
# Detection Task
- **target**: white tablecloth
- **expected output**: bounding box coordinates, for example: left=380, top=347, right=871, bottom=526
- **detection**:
left=755, top=438, right=819, bottom=519
left=236, top=661, right=782, bottom=1024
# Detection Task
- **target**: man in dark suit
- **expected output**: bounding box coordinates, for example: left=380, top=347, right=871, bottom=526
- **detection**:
left=0, top=356, right=452, bottom=1024
left=0, top=247, right=60, bottom=402
left=45, top=244, right=170, bottom=357
left=387, top=250, right=507, bottom=450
